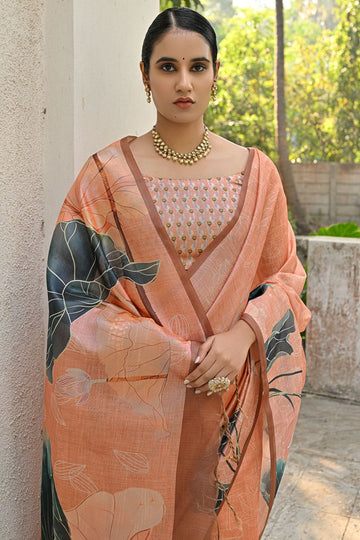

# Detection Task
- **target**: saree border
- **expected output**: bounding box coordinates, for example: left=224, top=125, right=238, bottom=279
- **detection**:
left=187, top=148, right=254, bottom=278
left=92, top=152, right=163, bottom=326
left=121, top=137, right=254, bottom=279
left=242, top=312, right=277, bottom=532
left=215, top=360, right=263, bottom=518
left=215, top=314, right=276, bottom=533
left=120, top=136, right=217, bottom=337
left=120, top=136, right=255, bottom=337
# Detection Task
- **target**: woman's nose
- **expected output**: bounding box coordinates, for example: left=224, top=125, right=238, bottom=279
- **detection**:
left=175, top=69, right=192, bottom=92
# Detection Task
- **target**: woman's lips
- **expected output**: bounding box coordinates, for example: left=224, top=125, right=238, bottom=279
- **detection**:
left=175, top=101, right=193, bottom=109
left=174, top=99, right=194, bottom=109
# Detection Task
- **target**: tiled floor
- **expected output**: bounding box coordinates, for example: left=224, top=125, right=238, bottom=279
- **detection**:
left=263, top=393, right=360, bottom=540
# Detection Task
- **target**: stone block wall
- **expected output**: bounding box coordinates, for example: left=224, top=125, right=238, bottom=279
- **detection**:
left=292, top=162, right=360, bottom=227
left=299, top=236, right=360, bottom=402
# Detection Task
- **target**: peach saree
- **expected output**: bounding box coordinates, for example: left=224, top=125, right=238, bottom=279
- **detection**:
left=41, top=137, right=310, bottom=539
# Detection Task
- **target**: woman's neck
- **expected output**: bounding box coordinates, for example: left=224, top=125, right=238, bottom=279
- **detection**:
left=154, top=117, right=206, bottom=154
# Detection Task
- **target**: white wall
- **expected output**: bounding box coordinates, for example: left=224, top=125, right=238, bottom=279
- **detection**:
left=45, top=0, right=157, bottom=244
left=0, top=1, right=158, bottom=538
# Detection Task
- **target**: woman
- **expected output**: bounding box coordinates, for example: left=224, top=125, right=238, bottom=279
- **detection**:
left=41, top=7, right=310, bottom=539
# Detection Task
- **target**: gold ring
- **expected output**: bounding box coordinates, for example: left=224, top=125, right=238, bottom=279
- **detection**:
left=208, top=376, right=231, bottom=393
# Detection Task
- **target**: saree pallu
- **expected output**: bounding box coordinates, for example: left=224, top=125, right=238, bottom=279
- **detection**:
left=41, top=137, right=310, bottom=539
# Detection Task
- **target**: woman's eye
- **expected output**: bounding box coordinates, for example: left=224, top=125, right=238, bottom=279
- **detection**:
left=161, top=63, right=175, bottom=72
left=192, top=64, right=207, bottom=72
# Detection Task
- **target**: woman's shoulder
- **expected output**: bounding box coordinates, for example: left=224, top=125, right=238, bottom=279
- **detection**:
left=212, top=136, right=282, bottom=193
left=73, top=137, right=133, bottom=191
left=210, top=132, right=247, bottom=158
left=94, top=136, right=132, bottom=162
left=211, top=133, right=274, bottom=163
left=209, top=133, right=277, bottom=178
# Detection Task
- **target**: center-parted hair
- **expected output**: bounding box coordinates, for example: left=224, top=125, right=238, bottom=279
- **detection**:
left=141, top=7, right=218, bottom=75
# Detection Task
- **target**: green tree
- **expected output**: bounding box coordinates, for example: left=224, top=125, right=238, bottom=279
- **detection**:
left=203, top=0, right=234, bottom=18
left=160, top=0, right=203, bottom=10
left=205, top=9, right=276, bottom=158
left=202, top=0, right=235, bottom=40
left=160, top=0, right=360, bottom=166
left=332, top=0, right=360, bottom=161
left=285, top=29, right=337, bottom=161
left=275, top=0, right=309, bottom=233
left=288, top=0, right=339, bottom=30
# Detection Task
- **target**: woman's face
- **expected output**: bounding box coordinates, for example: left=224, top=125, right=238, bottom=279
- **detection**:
left=142, top=28, right=219, bottom=124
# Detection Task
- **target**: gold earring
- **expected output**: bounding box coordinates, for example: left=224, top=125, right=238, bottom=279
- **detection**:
left=211, top=81, right=217, bottom=102
left=144, top=83, right=151, bottom=103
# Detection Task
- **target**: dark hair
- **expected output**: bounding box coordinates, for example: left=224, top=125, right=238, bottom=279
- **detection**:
left=141, top=7, right=218, bottom=75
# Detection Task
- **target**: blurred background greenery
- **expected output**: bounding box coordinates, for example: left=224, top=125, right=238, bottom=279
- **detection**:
left=160, top=0, right=360, bottom=165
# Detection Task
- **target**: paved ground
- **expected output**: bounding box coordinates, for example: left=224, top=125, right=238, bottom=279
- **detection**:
left=263, top=393, right=360, bottom=540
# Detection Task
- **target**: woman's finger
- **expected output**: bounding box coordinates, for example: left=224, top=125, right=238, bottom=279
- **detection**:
left=194, top=335, right=215, bottom=364
left=194, top=369, right=237, bottom=395
left=187, top=358, right=235, bottom=390
left=185, top=353, right=217, bottom=386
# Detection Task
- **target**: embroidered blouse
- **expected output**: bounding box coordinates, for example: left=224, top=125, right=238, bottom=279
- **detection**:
left=144, top=174, right=244, bottom=269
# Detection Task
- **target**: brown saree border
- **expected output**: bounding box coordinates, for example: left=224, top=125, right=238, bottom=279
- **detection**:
left=242, top=312, right=277, bottom=533
left=120, top=137, right=255, bottom=336
left=215, top=357, right=263, bottom=518
left=92, top=152, right=163, bottom=326
left=120, top=136, right=215, bottom=338
left=187, top=147, right=255, bottom=278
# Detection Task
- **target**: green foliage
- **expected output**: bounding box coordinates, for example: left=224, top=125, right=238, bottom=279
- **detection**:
left=285, top=29, right=338, bottom=162
left=332, top=0, right=360, bottom=161
left=310, top=221, right=360, bottom=237
left=288, top=0, right=339, bottom=30
left=160, top=0, right=203, bottom=10
left=205, top=9, right=276, bottom=159
left=203, top=0, right=235, bottom=19
left=285, top=0, right=360, bottom=162
left=160, top=0, right=359, bottom=164
left=202, top=0, right=236, bottom=40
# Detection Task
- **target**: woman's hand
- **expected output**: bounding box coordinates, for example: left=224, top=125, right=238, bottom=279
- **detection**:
left=184, top=320, right=256, bottom=395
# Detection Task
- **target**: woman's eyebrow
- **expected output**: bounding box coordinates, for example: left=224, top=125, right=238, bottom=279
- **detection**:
left=155, top=56, right=210, bottom=64
left=191, top=57, right=210, bottom=63
left=155, top=56, right=178, bottom=64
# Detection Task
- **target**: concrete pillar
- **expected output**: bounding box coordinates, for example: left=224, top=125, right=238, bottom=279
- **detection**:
left=0, top=2, right=45, bottom=538
left=0, top=1, right=158, bottom=537
left=305, top=237, right=360, bottom=401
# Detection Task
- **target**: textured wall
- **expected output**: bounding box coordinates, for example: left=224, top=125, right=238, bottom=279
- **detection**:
left=0, top=1, right=46, bottom=538
left=292, top=162, right=360, bottom=227
left=45, top=0, right=157, bottom=246
left=305, top=237, right=360, bottom=402
left=0, top=0, right=158, bottom=537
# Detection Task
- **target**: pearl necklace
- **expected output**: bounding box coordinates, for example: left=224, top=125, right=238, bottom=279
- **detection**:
left=152, top=125, right=211, bottom=165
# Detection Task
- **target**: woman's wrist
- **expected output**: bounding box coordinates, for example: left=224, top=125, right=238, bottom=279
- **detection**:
left=229, top=319, right=256, bottom=348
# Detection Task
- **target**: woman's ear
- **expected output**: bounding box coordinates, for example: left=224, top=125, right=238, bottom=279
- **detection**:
left=140, top=61, right=148, bottom=84
left=214, top=60, right=221, bottom=81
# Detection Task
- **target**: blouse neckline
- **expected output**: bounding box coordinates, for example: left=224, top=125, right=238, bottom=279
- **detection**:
left=142, top=172, right=244, bottom=182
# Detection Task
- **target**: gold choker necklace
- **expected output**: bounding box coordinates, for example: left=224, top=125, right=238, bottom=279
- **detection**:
left=152, top=126, right=211, bottom=165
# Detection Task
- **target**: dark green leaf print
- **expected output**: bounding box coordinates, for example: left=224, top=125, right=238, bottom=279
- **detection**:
left=46, top=220, right=160, bottom=382
left=248, top=283, right=271, bottom=301
left=215, top=482, right=231, bottom=512
left=41, top=432, right=71, bottom=540
left=218, top=408, right=241, bottom=470
left=264, top=309, right=295, bottom=372
left=260, top=459, right=286, bottom=505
